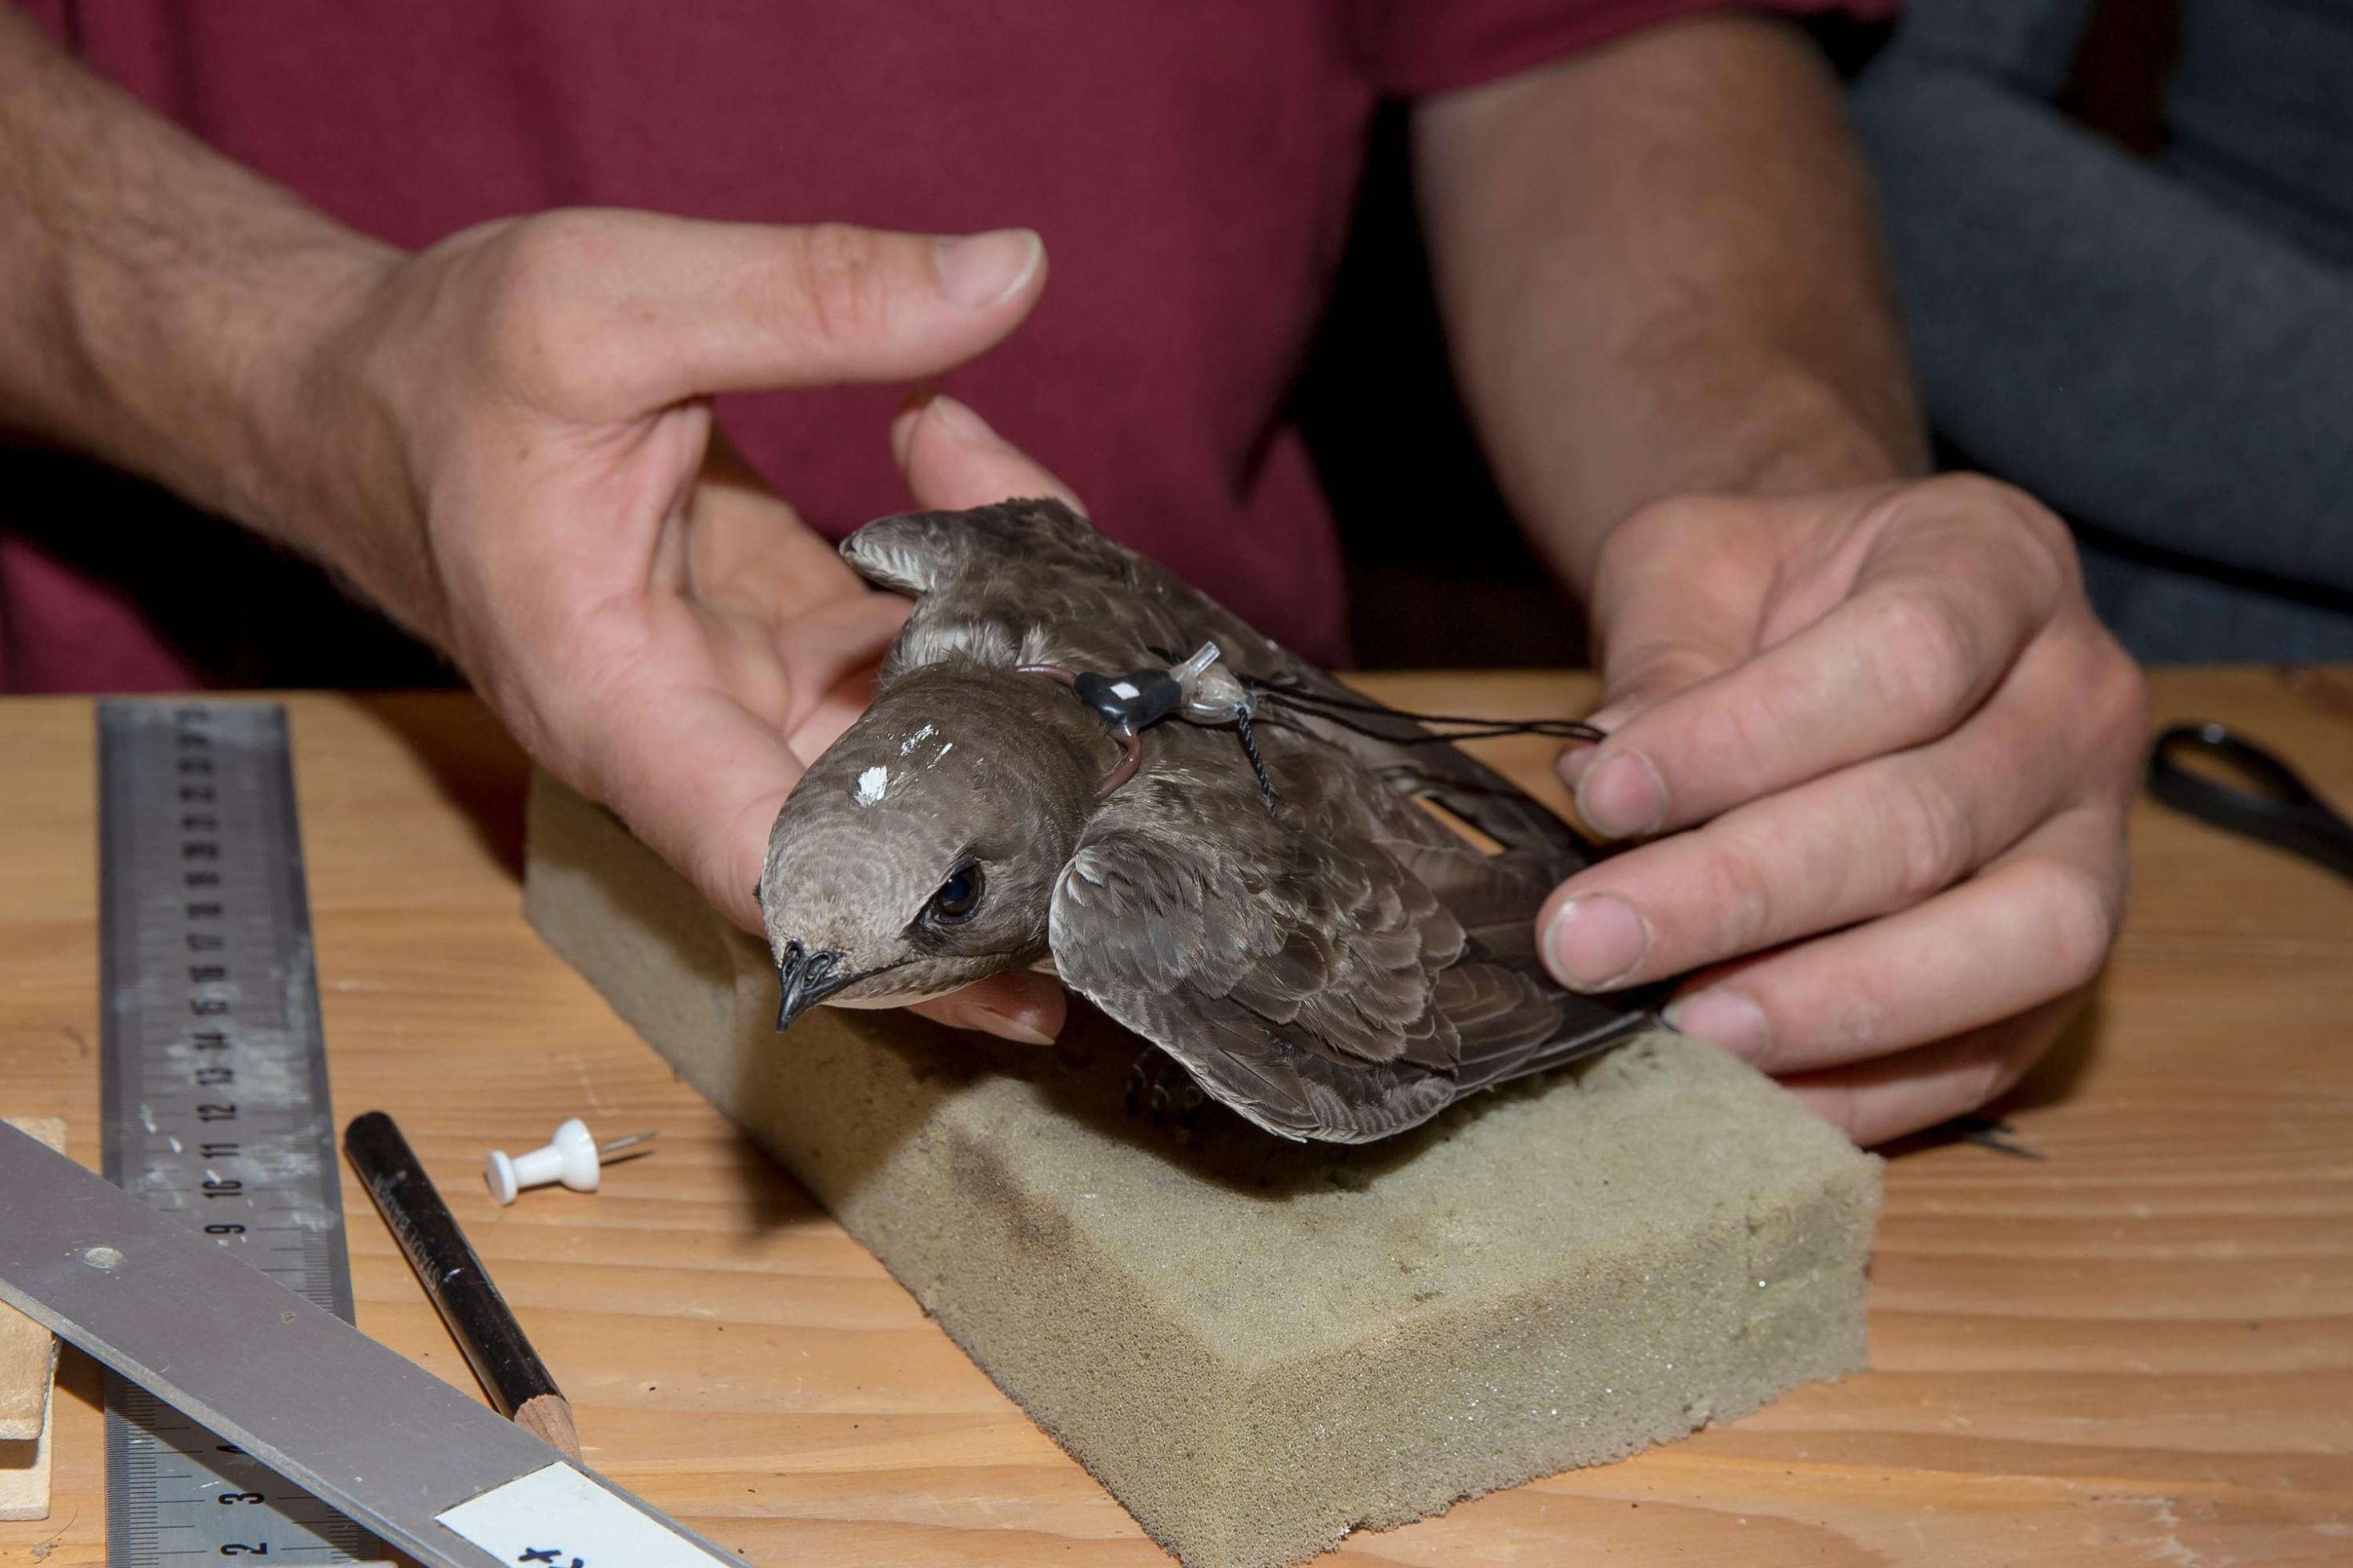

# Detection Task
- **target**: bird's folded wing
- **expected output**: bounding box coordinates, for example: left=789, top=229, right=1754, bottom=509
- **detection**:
left=843, top=498, right=1267, bottom=682
left=1048, top=800, right=1482, bottom=1141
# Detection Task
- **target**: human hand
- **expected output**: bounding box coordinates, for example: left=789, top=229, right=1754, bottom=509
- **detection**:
left=305, top=210, right=1072, bottom=1041
left=1540, top=476, right=2146, bottom=1144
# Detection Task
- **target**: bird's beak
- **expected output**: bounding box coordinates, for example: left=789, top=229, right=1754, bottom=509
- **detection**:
left=773, top=939, right=852, bottom=1031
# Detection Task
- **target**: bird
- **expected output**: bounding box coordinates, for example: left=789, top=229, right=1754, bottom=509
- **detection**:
left=757, top=498, right=1652, bottom=1143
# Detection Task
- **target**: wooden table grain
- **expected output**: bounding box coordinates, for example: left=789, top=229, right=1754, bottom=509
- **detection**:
left=1, top=668, right=2347, bottom=1566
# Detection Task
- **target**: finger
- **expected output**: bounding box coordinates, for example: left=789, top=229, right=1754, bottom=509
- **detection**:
left=771, top=592, right=912, bottom=760
left=891, top=394, right=1086, bottom=513
left=911, top=972, right=1070, bottom=1045
left=684, top=427, right=874, bottom=619
left=499, top=211, right=1047, bottom=411
left=1538, top=631, right=2081, bottom=992
left=560, top=679, right=809, bottom=933
left=1655, top=804, right=2126, bottom=1074
left=1573, top=480, right=2070, bottom=838
left=1778, top=993, right=2080, bottom=1146
left=1561, top=499, right=1764, bottom=788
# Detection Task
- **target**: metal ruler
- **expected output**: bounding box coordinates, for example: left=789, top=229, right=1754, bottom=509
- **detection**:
left=36, top=700, right=739, bottom=1567
left=95, top=700, right=379, bottom=1564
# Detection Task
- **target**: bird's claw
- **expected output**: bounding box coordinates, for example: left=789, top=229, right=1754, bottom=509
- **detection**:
left=1124, top=1051, right=1209, bottom=1143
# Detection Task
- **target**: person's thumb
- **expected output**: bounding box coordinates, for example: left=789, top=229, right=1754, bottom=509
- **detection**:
left=500, top=211, right=1047, bottom=411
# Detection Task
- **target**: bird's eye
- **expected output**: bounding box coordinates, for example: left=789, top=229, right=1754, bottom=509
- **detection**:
left=927, top=863, right=986, bottom=924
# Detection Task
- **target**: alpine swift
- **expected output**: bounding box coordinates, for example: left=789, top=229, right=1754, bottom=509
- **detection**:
left=758, top=499, right=1650, bottom=1142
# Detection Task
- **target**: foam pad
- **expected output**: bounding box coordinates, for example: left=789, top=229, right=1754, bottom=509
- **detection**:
left=524, top=776, right=1880, bottom=1568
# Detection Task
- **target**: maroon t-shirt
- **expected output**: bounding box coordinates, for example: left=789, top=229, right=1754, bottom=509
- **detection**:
left=6, top=0, right=1883, bottom=690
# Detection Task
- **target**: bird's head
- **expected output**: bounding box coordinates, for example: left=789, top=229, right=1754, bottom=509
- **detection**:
left=758, top=664, right=1107, bottom=1029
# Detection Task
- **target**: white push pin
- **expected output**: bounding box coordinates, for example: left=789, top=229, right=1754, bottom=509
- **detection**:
left=484, top=1118, right=657, bottom=1205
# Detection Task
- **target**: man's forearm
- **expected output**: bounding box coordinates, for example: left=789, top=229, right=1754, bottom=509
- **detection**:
left=1412, top=12, right=1929, bottom=590
left=0, top=6, right=395, bottom=546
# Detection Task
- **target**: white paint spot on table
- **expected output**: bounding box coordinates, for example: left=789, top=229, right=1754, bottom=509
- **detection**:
left=854, top=765, right=889, bottom=806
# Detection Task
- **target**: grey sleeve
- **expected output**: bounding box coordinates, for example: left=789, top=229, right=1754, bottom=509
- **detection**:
left=1881, top=0, right=2102, bottom=94
left=1850, top=1, right=2353, bottom=605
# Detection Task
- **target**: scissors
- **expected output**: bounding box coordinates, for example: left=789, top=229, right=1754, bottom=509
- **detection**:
left=2144, top=721, right=2353, bottom=881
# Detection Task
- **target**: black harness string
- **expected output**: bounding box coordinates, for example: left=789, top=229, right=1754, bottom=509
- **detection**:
left=1023, top=648, right=1608, bottom=816
left=1237, top=675, right=1608, bottom=746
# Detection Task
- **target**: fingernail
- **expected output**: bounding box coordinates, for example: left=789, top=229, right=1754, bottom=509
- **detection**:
left=892, top=392, right=1005, bottom=473
left=936, top=227, right=1043, bottom=308
left=1544, top=894, right=1651, bottom=991
left=1582, top=701, right=1634, bottom=736
left=968, top=1003, right=1058, bottom=1047
left=1556, top=742, right=1601, bottom=789
left=926, top=393, right=1001, bottom=447
left=1577, top=751, right=1665, bottom=839
left=1663, top=988, right=1770, bottom=1063
left=889, top=391, right=932, bottom=470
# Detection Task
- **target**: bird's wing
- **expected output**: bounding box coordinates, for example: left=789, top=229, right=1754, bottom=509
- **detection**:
left=842, top=498, right=1287, bottom=683
left=1046, top=766, right=1632, bottom=1142
left=842, top=497, right=1130, bottom=597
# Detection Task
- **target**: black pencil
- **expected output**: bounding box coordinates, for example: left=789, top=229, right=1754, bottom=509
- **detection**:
left=342, top=1110, right=580, bottom=1458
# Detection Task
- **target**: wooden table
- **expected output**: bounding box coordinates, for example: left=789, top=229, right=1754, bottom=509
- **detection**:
left=2, top=668, right=2348, bottom=1566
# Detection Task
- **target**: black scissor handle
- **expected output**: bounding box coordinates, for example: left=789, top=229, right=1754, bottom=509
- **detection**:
left=2145, top=721, right=2353, bottom=881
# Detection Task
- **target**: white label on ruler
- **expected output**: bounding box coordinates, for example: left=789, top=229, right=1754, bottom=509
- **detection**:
left=435, top=1462, right=728, bottom=1566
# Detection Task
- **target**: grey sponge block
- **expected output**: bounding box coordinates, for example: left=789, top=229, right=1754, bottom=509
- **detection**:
left=524, top=775, right=1881, bottom=1568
